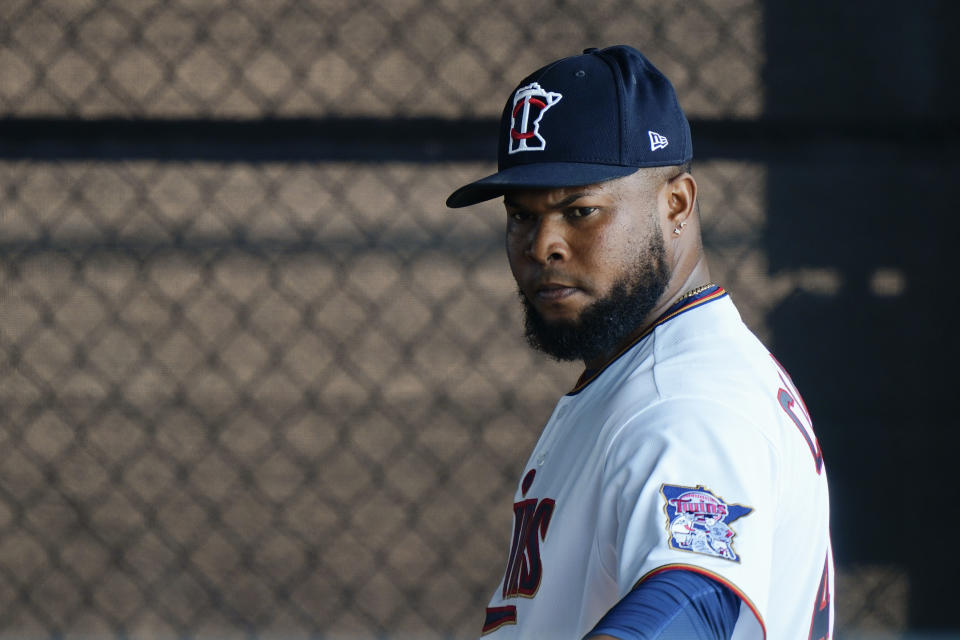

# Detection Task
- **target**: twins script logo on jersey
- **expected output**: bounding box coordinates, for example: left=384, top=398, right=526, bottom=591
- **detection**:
left=508, top=83, right=562, bottom=154
left=661, top=484, right=752, bottom=562
left=483, top=469, right=554, bottom=635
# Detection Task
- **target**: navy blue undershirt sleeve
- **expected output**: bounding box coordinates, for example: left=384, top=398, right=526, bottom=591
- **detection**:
left=584, top=569, right=741, bottom=640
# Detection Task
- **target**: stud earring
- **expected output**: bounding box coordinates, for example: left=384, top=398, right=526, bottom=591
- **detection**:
left=673, top=221, right=687, bottom=235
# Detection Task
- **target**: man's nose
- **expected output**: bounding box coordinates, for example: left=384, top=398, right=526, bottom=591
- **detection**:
left=524, top=216, right=569, bottom=264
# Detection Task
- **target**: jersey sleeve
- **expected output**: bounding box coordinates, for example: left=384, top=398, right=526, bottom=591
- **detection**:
left=596, top=397, right=778, bottom=634
left=586, top=569, right=741, bottom=639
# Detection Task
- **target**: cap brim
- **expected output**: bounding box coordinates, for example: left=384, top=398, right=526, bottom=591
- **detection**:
left=445, top=162, right=641, bottom=208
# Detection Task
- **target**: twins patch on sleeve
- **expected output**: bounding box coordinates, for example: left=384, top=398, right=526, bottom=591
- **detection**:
left=661, top=484, right=753, bottom=562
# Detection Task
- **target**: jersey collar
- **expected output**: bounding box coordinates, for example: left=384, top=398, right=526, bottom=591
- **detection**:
left=568, top=285, right=728, bottom=395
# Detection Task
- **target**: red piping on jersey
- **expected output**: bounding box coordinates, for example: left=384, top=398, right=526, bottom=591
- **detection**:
left=568, top=286, right=728, bottom=395
left=634, top=564, right=767, bottom=639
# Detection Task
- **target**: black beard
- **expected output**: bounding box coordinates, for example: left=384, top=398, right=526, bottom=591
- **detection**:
left=520, top=236, right=670, bottom=363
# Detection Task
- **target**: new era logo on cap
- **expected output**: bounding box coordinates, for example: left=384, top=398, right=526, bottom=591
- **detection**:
left=649, top=131, right=669, bottom=151
left=509, top=83, right=563, bottom=154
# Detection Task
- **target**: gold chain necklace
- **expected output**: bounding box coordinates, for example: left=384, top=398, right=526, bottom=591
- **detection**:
left=676, top=283, right=716, bottom=303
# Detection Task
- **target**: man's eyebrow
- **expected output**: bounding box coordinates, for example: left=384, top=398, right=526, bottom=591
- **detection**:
left=503, top=193, right=589, bottom=210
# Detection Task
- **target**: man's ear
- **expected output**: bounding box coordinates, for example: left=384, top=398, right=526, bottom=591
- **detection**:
left=659, top=172, right=697, bottom=232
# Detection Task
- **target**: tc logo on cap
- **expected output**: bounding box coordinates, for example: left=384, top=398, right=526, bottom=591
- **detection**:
left=508, top=83, right=562, bottom=154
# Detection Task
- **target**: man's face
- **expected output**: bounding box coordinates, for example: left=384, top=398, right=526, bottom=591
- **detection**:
left=504, top=170, right=672, bottom=364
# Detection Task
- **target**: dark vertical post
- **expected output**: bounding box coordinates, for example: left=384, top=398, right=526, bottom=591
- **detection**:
left=764, top=1, right=960, bottom=629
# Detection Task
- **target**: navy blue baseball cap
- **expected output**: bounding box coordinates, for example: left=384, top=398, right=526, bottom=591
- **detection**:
left=446, top=45, right=692, bottom=208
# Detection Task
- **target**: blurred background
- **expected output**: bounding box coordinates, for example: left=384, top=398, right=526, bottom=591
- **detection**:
left=1, top=0, right=957, bottom=638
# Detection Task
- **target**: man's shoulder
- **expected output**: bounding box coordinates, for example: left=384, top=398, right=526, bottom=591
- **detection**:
left=597, top=300, right=784, bottom=439
left=651, top=296, right=772, bottom=383
left=569, top=295, right=776, bottom=421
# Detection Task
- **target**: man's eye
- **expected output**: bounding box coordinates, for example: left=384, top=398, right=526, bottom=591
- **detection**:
left=570, top=206, right=598, bottom=218
left=508, top=210, right=532, bottom=222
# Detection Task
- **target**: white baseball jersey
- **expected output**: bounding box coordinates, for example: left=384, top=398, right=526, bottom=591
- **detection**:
left=482, top=286, right=833, bottom=640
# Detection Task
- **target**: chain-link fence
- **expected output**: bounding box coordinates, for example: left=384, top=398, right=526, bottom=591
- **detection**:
left=0, top=0, right=764, bottom=119
left=1, top=1, right=914, bottom=638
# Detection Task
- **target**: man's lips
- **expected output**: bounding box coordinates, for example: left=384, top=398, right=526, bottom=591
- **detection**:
left=532, top=283, right=582, bottom=302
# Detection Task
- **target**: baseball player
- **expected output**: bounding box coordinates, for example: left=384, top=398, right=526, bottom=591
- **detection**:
left=446, top=46, right=833, bottom=639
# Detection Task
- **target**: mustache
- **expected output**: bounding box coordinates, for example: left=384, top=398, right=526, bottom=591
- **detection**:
left=526, top=272, right=590, bottom=291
